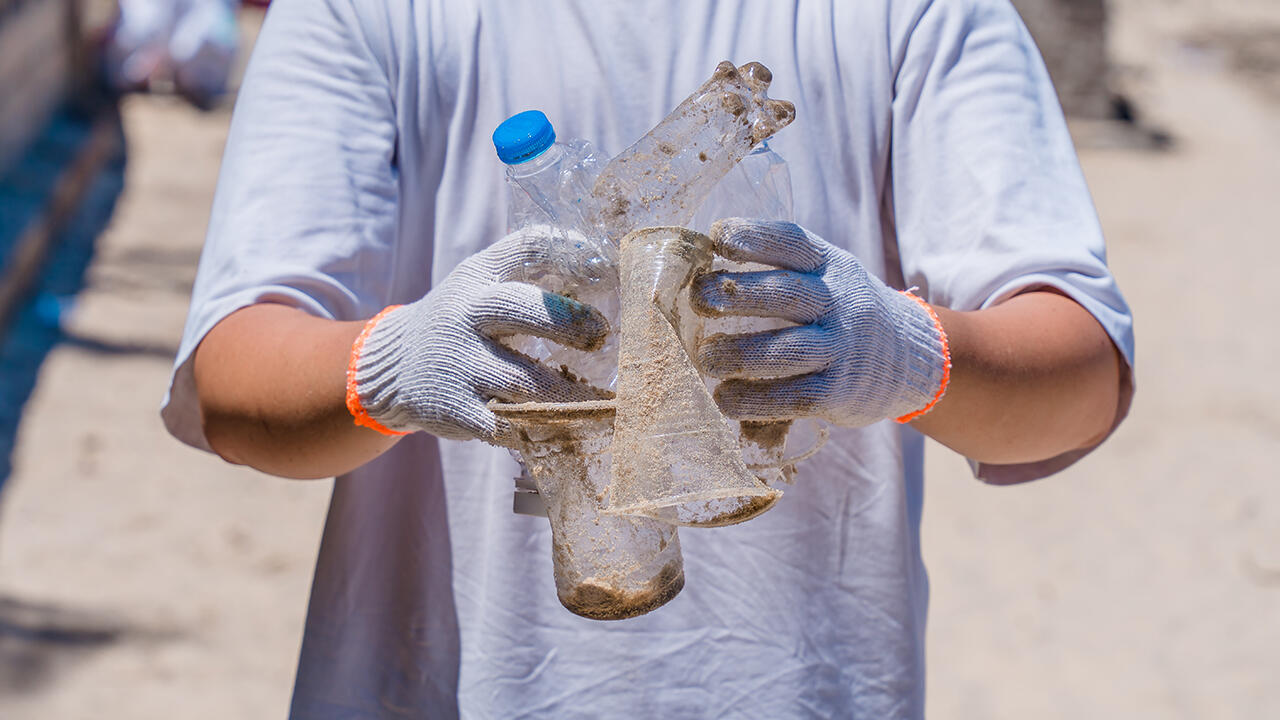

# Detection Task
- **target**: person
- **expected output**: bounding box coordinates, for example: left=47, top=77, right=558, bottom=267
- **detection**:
left=107, top=0, right=240, bottom=109
left=162, top=0, right=1135, bottom=716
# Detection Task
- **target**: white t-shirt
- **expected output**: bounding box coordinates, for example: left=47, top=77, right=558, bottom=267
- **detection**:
left=162, top=0, right=1135, bottom=717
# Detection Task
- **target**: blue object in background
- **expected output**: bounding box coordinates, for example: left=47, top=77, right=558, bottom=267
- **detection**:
left=0, top=108, right=126, bottom=492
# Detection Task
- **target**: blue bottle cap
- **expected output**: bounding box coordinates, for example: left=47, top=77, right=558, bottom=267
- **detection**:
left=493, top=110, right=557, bottom=165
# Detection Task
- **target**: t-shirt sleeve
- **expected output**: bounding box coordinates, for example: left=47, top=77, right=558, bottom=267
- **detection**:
left=161, top=0, right=401, bottom=451
left=888, top=0, right=1135, bottom=484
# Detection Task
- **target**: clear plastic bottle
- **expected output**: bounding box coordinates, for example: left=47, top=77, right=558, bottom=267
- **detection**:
left=691, top=140, right=828, bottom=489
left=494, top=110, right=567, bottom=215
left=493, top=113, right=682, bottom=617
left=493, top=111, right=618, bottom=390
left=589, top=61, right=795, bottom=244
left=493, top=110, right=613, bottom=287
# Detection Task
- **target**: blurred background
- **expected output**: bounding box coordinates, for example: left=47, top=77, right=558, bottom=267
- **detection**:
left=0, top=0, right=1275, bottom=717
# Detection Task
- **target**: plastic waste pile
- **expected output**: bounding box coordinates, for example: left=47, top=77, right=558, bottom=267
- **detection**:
left=490, top=61, right=824, bottom=620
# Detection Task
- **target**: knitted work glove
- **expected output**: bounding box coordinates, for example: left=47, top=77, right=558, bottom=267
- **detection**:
left=691, top=219, right=951, bottom=427
left=347, top=228, right=611, bottom=444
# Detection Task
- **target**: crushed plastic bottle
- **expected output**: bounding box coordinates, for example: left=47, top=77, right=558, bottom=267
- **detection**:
left=493, top=111, right=619, bottom=390
left=690, top=141, right=829, bottom=488
left=590, top=61, right=795, bottom=242
left=494, top=110, right=614, bottom=286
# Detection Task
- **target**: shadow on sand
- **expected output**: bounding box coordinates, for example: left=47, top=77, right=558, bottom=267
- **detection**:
left=0, top=596, right=123, bottom=695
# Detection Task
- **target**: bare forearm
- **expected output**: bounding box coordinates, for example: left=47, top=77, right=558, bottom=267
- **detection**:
left=193, top=303, right=399, bottom=479
left=910, top=290, right=1123, bottom=466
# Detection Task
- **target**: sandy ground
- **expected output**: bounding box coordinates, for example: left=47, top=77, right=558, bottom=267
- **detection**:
left=0, top=1, right=1277, bottom=718
left=924, top=1, right=1280, bottom=717
left=0, top=15, right=329, bottom=720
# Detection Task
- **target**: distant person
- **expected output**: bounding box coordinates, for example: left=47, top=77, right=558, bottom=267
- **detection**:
left=106, top=0, right=240, bottom=109
left=164, top=0, right=1135, bottom=717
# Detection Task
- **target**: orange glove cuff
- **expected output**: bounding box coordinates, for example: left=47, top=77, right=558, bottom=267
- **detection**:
left=895, top=291, right=952, bottom=424
left=346, top=305, right=411, bottom=436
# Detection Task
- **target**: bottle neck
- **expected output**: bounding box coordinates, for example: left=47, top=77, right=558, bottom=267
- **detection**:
left=506, top=143, right=564, bottom=180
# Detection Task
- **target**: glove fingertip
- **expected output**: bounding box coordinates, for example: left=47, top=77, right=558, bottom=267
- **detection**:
left=708, top=217, right=756, bottom=259
left=465, top=399, right=509, bottom=446
left=708, top=218, right=825, bottom=271
left=711, top=379, right=751, bottom=418
left=696, top=335, right=738, bottom=378
left=540, top=290, right=611, bottom=350
left=490, top=415, right=520, bottom=449
left=690, top=281, right=728, bottom=317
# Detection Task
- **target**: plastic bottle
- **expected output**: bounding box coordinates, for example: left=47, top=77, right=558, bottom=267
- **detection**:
left=493, top=111, right=618, bottom=390
left=691, top=140, right=829, bottom=489
left=589, top=61, right=795, bottom=244
left=498, top=111, right=568, bottom=222
left=493, top=116, right=685, bottom=620
left=493, top=110, right=613, bottom=288
left=600, top=144, right=813, bottom=527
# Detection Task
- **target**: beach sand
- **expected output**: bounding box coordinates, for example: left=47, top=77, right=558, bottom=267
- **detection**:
left=0, top=1, right=1277, bottom=716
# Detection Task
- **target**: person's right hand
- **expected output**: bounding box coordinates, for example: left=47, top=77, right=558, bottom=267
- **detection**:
left=346, top=227, right=611, bottom=444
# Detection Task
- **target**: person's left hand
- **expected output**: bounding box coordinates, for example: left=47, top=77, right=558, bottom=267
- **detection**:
left=690, top=218, right=951, bottom=427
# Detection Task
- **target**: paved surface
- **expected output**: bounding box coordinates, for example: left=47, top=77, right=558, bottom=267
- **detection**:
left=0, top=1, right=1277, bottom=717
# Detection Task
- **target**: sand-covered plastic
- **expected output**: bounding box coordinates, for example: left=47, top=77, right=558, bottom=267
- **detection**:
left=608, top=227, right=780, bottom=526
left=491, top=60, right=810, bottom=618
left=590, top=61, right=796, bottom=243
left=491, top=400, right=684, bottom=620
